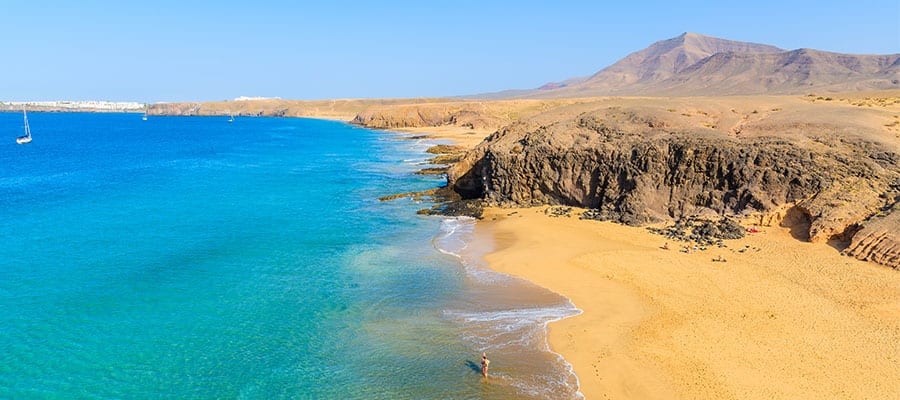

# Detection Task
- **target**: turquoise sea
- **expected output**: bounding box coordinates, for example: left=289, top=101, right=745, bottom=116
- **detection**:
left=0, top=113, right=580, bottom=399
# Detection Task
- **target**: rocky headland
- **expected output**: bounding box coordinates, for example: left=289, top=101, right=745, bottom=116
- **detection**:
left=440, top=94, right=899, bottom=268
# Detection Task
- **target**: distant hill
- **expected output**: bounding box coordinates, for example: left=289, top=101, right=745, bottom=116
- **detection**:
left=472, top=32, right=900, bottom=98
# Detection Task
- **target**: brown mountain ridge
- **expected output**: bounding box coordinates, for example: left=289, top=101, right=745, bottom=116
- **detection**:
left=474, top=32, right=900, bottom=98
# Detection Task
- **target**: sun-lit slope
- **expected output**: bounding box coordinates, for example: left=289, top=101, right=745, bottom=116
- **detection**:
left=471, top=32, right=900, bottom=98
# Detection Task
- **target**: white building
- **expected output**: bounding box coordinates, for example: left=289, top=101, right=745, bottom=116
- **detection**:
left=1, top=100, right=146, bottom=111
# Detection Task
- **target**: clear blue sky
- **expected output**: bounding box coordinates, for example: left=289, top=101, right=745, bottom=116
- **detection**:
left=1, top=0, right=897, bottom=102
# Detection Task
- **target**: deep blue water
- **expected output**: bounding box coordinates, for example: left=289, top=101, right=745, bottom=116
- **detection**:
left=0, top=113, right=579, bottom=399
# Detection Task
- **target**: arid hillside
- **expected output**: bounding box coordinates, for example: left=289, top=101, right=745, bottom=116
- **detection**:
left=473, top=32, right=900, bottom=98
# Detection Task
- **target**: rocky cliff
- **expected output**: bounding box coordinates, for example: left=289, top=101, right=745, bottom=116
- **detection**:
left=446, top=97, right=900, bottom=268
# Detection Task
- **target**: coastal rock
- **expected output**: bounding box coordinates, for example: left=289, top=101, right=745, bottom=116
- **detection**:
left=447, top=104, right=900, bottom=268
left=415, top=167, right=448, bottom=175
left=426, top=144, right=468, bottom=155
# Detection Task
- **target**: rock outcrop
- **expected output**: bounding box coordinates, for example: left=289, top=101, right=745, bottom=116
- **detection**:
left=844, top=205, right=900, bottom=269
left=446, top=101, right=900, bottom=268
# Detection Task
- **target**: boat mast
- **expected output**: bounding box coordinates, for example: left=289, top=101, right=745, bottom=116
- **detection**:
left=23, top=110, right=30, bottom=138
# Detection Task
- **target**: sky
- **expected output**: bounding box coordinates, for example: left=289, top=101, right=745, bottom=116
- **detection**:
left=1, top=0, right=897, bottom=102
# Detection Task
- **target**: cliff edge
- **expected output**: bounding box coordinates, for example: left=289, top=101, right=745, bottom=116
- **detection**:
left=445, top=95, right=900, bottom=268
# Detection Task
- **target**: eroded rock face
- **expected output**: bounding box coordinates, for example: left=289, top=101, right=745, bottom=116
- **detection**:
left=844, top=207, right=900, bottom=269
left=447, top=107, right=899, bottom=267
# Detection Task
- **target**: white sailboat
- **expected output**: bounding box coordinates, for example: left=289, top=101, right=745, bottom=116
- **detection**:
left=142, top=105, right=148, bottom=121
left=228, top=112, right=234, bottom=123
left=16, top=110, right=32, bottom=144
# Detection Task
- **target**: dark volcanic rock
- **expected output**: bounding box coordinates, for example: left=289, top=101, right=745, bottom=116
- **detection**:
left=420, top=199, right=485, bottom=219
left=644, top=217, right=743, bottom=246
left=693, top=218, right=746, bottom=240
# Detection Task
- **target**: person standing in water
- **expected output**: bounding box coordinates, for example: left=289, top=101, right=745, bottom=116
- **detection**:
left=481, top=352, right=490, bottom=378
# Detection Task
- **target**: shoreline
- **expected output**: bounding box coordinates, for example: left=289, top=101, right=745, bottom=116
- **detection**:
left=434, top=216, right=584, bottom=399
left=404, top=126, right=586, bottom=398
left=397, top=123, right=625, bottom=398
left=480, top=208, right=671, bottom=398
left=479, top=206, right=900, bottom=399
left=370, top=120, right=899, bottom=398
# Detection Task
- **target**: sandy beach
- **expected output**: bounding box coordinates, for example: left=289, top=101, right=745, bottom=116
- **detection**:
left=356, top=90, right=900, bottom=398
left=481, top=206, right=900, bottom=399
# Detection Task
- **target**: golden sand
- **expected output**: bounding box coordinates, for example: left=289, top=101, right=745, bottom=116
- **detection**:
left=481, top=207, right=900, bottom=399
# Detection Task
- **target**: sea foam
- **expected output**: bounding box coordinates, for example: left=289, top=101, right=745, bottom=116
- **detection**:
left=434, top=217, right=585, bottom=399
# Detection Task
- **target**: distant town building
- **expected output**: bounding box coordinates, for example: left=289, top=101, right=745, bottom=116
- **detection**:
left=1, top=101, right=145, bottom=111
left=233, top=96, right=281, bottom=102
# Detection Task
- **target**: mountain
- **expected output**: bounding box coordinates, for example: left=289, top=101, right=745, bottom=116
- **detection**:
left=655, top=48, right=900, bottom=95
left=475, top=32, right=900, bottom=98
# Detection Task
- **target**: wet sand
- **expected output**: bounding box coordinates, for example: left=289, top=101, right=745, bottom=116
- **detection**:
left=435, top=217, right=583, bottom=399
left=481, top=206, right=900, bottom=399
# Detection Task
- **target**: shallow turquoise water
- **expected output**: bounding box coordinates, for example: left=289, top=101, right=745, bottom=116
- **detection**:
left=0, top=113, right=579, bottom=399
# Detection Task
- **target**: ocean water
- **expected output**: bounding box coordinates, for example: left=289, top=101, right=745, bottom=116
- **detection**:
left=0, top=113, right=580, bottom=399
